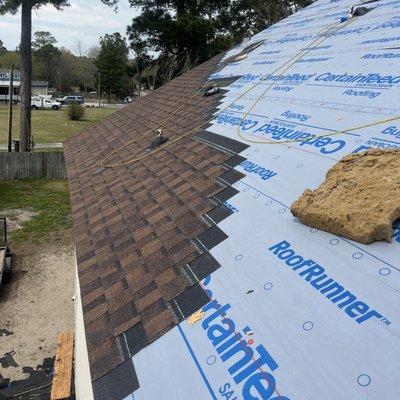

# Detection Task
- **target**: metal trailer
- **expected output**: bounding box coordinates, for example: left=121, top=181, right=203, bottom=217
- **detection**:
left=0, top=218, right=12, bottom=284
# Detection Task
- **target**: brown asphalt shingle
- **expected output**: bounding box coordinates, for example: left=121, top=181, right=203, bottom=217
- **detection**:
left=64, top=55, right=238, bottom=383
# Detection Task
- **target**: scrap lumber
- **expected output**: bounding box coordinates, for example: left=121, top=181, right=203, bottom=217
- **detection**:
left=0, top=249, right=5, bottom=283
left=50, top=332, right=74, bottom=400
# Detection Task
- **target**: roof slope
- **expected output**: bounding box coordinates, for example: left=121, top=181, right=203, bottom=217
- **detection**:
left=64, top=55, right=247, bottom=394
left=67, top=0, right=400, bottom=399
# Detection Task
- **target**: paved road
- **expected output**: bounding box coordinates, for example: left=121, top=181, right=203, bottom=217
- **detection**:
left=0, top=142, right=63, bottom=150
left=85, top=102, right=127, bottom=109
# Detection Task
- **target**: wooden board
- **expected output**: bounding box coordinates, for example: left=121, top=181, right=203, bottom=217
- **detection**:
left=50, top=332, right=74, bottom=400
left=0, top=249, right=5, bottom=281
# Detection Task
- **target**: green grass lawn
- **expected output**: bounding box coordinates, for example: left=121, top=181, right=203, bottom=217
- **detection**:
left=0, top=179, right=72, bottom=246
left=0, top=105, right=115, bottom=144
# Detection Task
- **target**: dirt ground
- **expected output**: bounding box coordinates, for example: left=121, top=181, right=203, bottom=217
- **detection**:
left=0, top=209, right=39, bottom=231
left=0, top=222, right=75, bottom=382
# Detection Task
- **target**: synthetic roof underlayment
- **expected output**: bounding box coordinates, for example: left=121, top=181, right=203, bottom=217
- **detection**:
left=64, top=0, right=400, bottom=399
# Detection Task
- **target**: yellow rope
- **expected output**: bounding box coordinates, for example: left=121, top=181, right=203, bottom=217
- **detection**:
left=100, top=19, right=356, bottom=168
left=240, top=114, right=400, bottom=145
left=234, top=17, right=400, bottom=145
left=100, top=81, right=213, bottom=167
left=236, top=18, right=359, bottom=144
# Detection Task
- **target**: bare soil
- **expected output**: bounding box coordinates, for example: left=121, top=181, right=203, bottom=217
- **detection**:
left=0, top=243, right=75, bottom=381
left=1, top=209, right=39, bottom=231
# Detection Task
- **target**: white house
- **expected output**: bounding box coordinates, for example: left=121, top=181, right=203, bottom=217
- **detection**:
left=0, top=69, right=49, bottom=102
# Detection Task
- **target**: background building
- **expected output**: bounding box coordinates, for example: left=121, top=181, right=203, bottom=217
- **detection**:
left=0, top=69, right=48, bottom=102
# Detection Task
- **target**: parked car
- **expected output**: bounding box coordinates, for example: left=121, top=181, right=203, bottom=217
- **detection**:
left=58, top=95, right=85, bottom=105
left=31, top=97, right=62, bottom=110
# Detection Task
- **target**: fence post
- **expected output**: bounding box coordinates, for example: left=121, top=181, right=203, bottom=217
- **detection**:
left=8, top=64, right=14, bottom=153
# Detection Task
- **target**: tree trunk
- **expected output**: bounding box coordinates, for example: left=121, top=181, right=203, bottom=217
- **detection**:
left=20, top=0, right=32, bottom=152
left=175, top=0, right=186, bottom=16
left=134, top=59, right=141, bottom=98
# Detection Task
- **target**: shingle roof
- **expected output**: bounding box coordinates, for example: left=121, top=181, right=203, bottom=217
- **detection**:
left=64, top=54, right=247, bottom=391
left=67, top=1, right=400, bottom=399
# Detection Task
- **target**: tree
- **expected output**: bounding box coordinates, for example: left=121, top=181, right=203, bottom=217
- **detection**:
left=87, top=46, right=100, bottom=59
left=0, top=39, right=6, bottom=52
left=0, top=0, right=118, bottom=152
left=0, top=1, right=68, bottom=151
left=127, top=1, right=232, bottom=68
left=32, top=31, right=60, bottom=85
left=55, top=48, right=97, bottom=93
left=56, top=48, right=78, bottom=91
left=126, top=0, right=313, bottom=84
left=95, top=33, right=128, bottom=102
left=73, top=40, right=88, bottom=58
left=32, top=30, right=57, bottom=50
left=225, top=0, right=313, bottom=40
left=0, top=50, right=20, bottom=68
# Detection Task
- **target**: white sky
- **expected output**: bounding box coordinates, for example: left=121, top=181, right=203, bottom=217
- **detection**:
left=0, top=0, right=139, bottom=54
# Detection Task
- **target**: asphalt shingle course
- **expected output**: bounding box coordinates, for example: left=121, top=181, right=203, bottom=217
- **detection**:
left=64, top=54, right=242, bottom=384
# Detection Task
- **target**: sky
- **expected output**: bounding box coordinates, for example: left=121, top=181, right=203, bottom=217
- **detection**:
left=0, top=0, right=140, bottom=54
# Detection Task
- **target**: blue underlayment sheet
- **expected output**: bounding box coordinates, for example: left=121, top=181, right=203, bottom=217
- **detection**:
left=125, top=0, right=400, bottom=398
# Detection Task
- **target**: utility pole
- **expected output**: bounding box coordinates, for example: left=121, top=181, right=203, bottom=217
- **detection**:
left=98, top=73, right=101, bottom=108
left=7, top=65, right=14, bottom=153
left=19, top=0, right=32, bottom=152
left=58, top=72, right=62, bottom=93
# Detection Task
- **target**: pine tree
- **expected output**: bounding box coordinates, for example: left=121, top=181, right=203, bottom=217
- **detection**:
left=0, top=0, right=117, bottom=151
left=95, top=33, right=128, bottom=102
left=126, top=0, right=313, bottom=70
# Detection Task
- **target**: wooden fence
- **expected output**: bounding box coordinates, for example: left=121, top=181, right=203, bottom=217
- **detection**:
left=0, top=152, right=66, bottom=181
